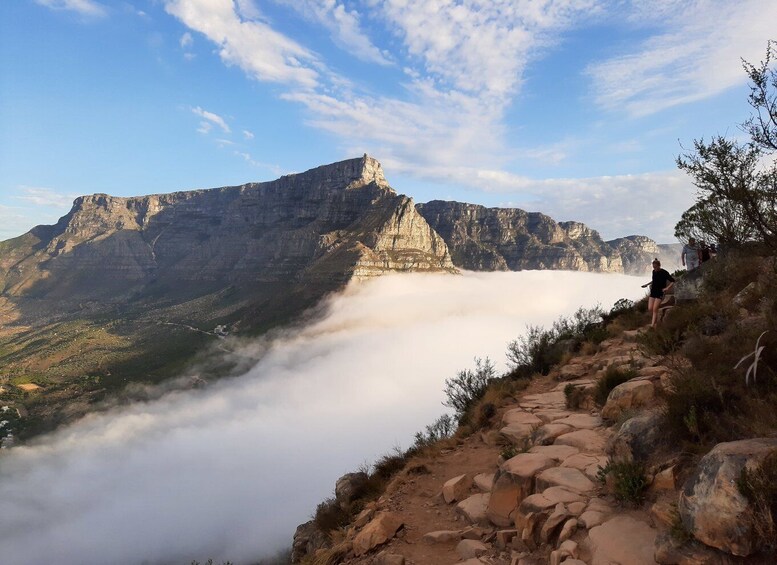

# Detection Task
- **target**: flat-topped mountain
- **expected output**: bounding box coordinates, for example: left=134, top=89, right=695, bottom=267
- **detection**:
left=0, top=155, right=671, bottom=437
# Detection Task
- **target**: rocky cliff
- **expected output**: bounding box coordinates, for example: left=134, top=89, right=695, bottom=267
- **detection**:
left=416, top=201, right=625, bottom=273
left=1, top=155, right=453, bottom=304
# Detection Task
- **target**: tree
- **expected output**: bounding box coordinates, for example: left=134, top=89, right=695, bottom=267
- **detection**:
left=676, top=41, right=777, bottom=252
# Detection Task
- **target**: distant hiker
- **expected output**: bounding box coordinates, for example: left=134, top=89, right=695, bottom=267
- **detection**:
left=681, top=237, right=700, bottom=271
left=642, top=259, right=675, bottom=328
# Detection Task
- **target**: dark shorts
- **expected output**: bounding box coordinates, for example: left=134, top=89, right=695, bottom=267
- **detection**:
left=650, top=290, right=664, bottom=299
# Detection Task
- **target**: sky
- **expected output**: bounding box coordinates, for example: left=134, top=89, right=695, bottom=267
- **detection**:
left=0, top=270, right=645, bottom=564
left=1, top=1, right=775, bottom=243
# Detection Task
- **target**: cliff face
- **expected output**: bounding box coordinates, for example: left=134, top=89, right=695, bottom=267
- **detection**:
left=416, top=201, right=624, bottom=273
left=1, top=156, right=453, bottom=304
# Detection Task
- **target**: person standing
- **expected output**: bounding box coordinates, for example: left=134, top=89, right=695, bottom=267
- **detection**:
left=682, top=237, right=700, bottom=271
left=643, top=259, right=675, bottom=328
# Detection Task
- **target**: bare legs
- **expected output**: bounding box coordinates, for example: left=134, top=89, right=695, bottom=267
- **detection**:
left=649, top=297, right=661, bottom=327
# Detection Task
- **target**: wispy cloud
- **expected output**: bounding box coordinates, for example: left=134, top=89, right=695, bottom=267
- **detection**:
left=34, top=0, right=106, bottom=18
left=242, top=129, right=255, bottom=140
left=191, top=106, right=230, bottom=134
left=586, top=0, right=777, bottom=116
left=275, top=0, right=392, bottom=66
left=13, top=186, right=78, bottom=208
left=179, top=31, right=193, bottom=49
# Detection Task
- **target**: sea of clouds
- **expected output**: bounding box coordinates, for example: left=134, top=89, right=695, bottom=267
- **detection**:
left=0, top=270, right=646, bottom=565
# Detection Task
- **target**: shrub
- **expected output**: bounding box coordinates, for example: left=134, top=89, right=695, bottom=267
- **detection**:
left=413, top=414, right=455, bottom=449
left=564, top=383, right=589, bottom=410
left=597, top=459, right=648, bottom=506
left=443, top=357, right=497, bottom=424
left=507, top=306, right=605, bottom=378
left=594, top=365, right=637, bottom=406
left=313, top=498, right=350, bottom=536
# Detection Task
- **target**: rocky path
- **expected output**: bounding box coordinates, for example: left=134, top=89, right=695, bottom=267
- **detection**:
left=340, top=331, right=676, bottom=565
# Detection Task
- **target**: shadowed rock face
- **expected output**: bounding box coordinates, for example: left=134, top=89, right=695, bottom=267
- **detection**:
left=416, top=201, right=624, bottom=273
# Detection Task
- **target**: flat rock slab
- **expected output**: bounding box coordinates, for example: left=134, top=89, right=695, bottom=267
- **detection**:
left=422, top=530, right=463, bottom=543
left=555, top=429, right=607, bottom=453
left=520, top=391, right=566, bottom=410
left=561, top=453, right=609, bottom=481
left=533, top=409, right=573, bottom=423
left=502, top=452, right=556, bottom=478
left=541, top=486, right=586, bottom=505
left=586, top=515, right=658, bottom=565
left=456, top=539, right=489, bottom=560
left=502, top=408, right=543, bottom=426
left=536, top=467, right=596, bottom=494
left=529, top=444, right=580, bottom=462
left=579, top=510, right=606, bottom=529
left=554, top=414, right=603, bottom=430
left=533, top=423, right=574, bottom=445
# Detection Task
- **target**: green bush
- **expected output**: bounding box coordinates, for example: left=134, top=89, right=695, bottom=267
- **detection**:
left=313, top=498, right=350, bottom=536
left=413, top=413, right=455, bottom=449
left=597, top=459, right=648, bottom=506
left=564, top=383, right=589, bottom=410
left=594, top=365, right=637, bottom=406
left=443, top=357, right=497, bottom=424
left=507, top=306, right=605, bottom=378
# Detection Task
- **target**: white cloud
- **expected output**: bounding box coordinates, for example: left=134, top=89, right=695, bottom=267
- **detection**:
left=164, top=0, right=321, bottom=88
left=242, top=129, right=255, bottom=140
left=586, top=0, right=777, bottom=116
left=191, top=106, right=231, bottom=134
left=0, top=271, right=644, bottom=565
left=12, top=186, right=79, bottom=209
left=34, top=0, right=106, bottom=18
left=276, top=0, right=393, bottom=66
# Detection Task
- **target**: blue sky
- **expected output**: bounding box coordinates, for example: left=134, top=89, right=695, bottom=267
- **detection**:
left=1, top=0, right=774, bottom=243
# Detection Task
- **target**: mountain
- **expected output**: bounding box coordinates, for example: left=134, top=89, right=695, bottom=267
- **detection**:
left=417, top=201, right=624, bottom=273
left=0, top=155, right=672, bottom=437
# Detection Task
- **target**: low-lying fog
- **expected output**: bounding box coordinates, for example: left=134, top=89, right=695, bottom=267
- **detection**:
left=0, top=271, right=645, bottom=565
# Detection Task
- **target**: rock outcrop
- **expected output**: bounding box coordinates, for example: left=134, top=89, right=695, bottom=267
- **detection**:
left=416, top=201, right=625, bottom=273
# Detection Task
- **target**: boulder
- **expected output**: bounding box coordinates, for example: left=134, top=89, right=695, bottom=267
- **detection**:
left=586, top=515, right=658, bottom=565
left=352, top=512, right=404, bottom=557
left=456, top=539, right=489, bottom=559
left=291, top=520, right=329, bottom=563
left=606, top=411, right=663, bottom=462
left=474, top=472, right=495, bottom=492
left=558, top=363, right=589, bottom=381
left=653, top=531, right=735, bottom=565
left=487, top=453, right=556, bottom=526
left=457, top=493, right=491, bottom=525
left=578, top=510, right=606, bottom=529
left=557, top=518, right=577, bottom=543
left=444, top=473, right=474, bottom=503
left=678, top=438, right=777, bottom=557
left=601, top=380, right=655, bottom=421
left=335, top=472, right=369, bottom=508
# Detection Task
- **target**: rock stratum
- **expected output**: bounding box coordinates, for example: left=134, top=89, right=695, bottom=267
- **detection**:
left=0, top=155, right=673, bottom=436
